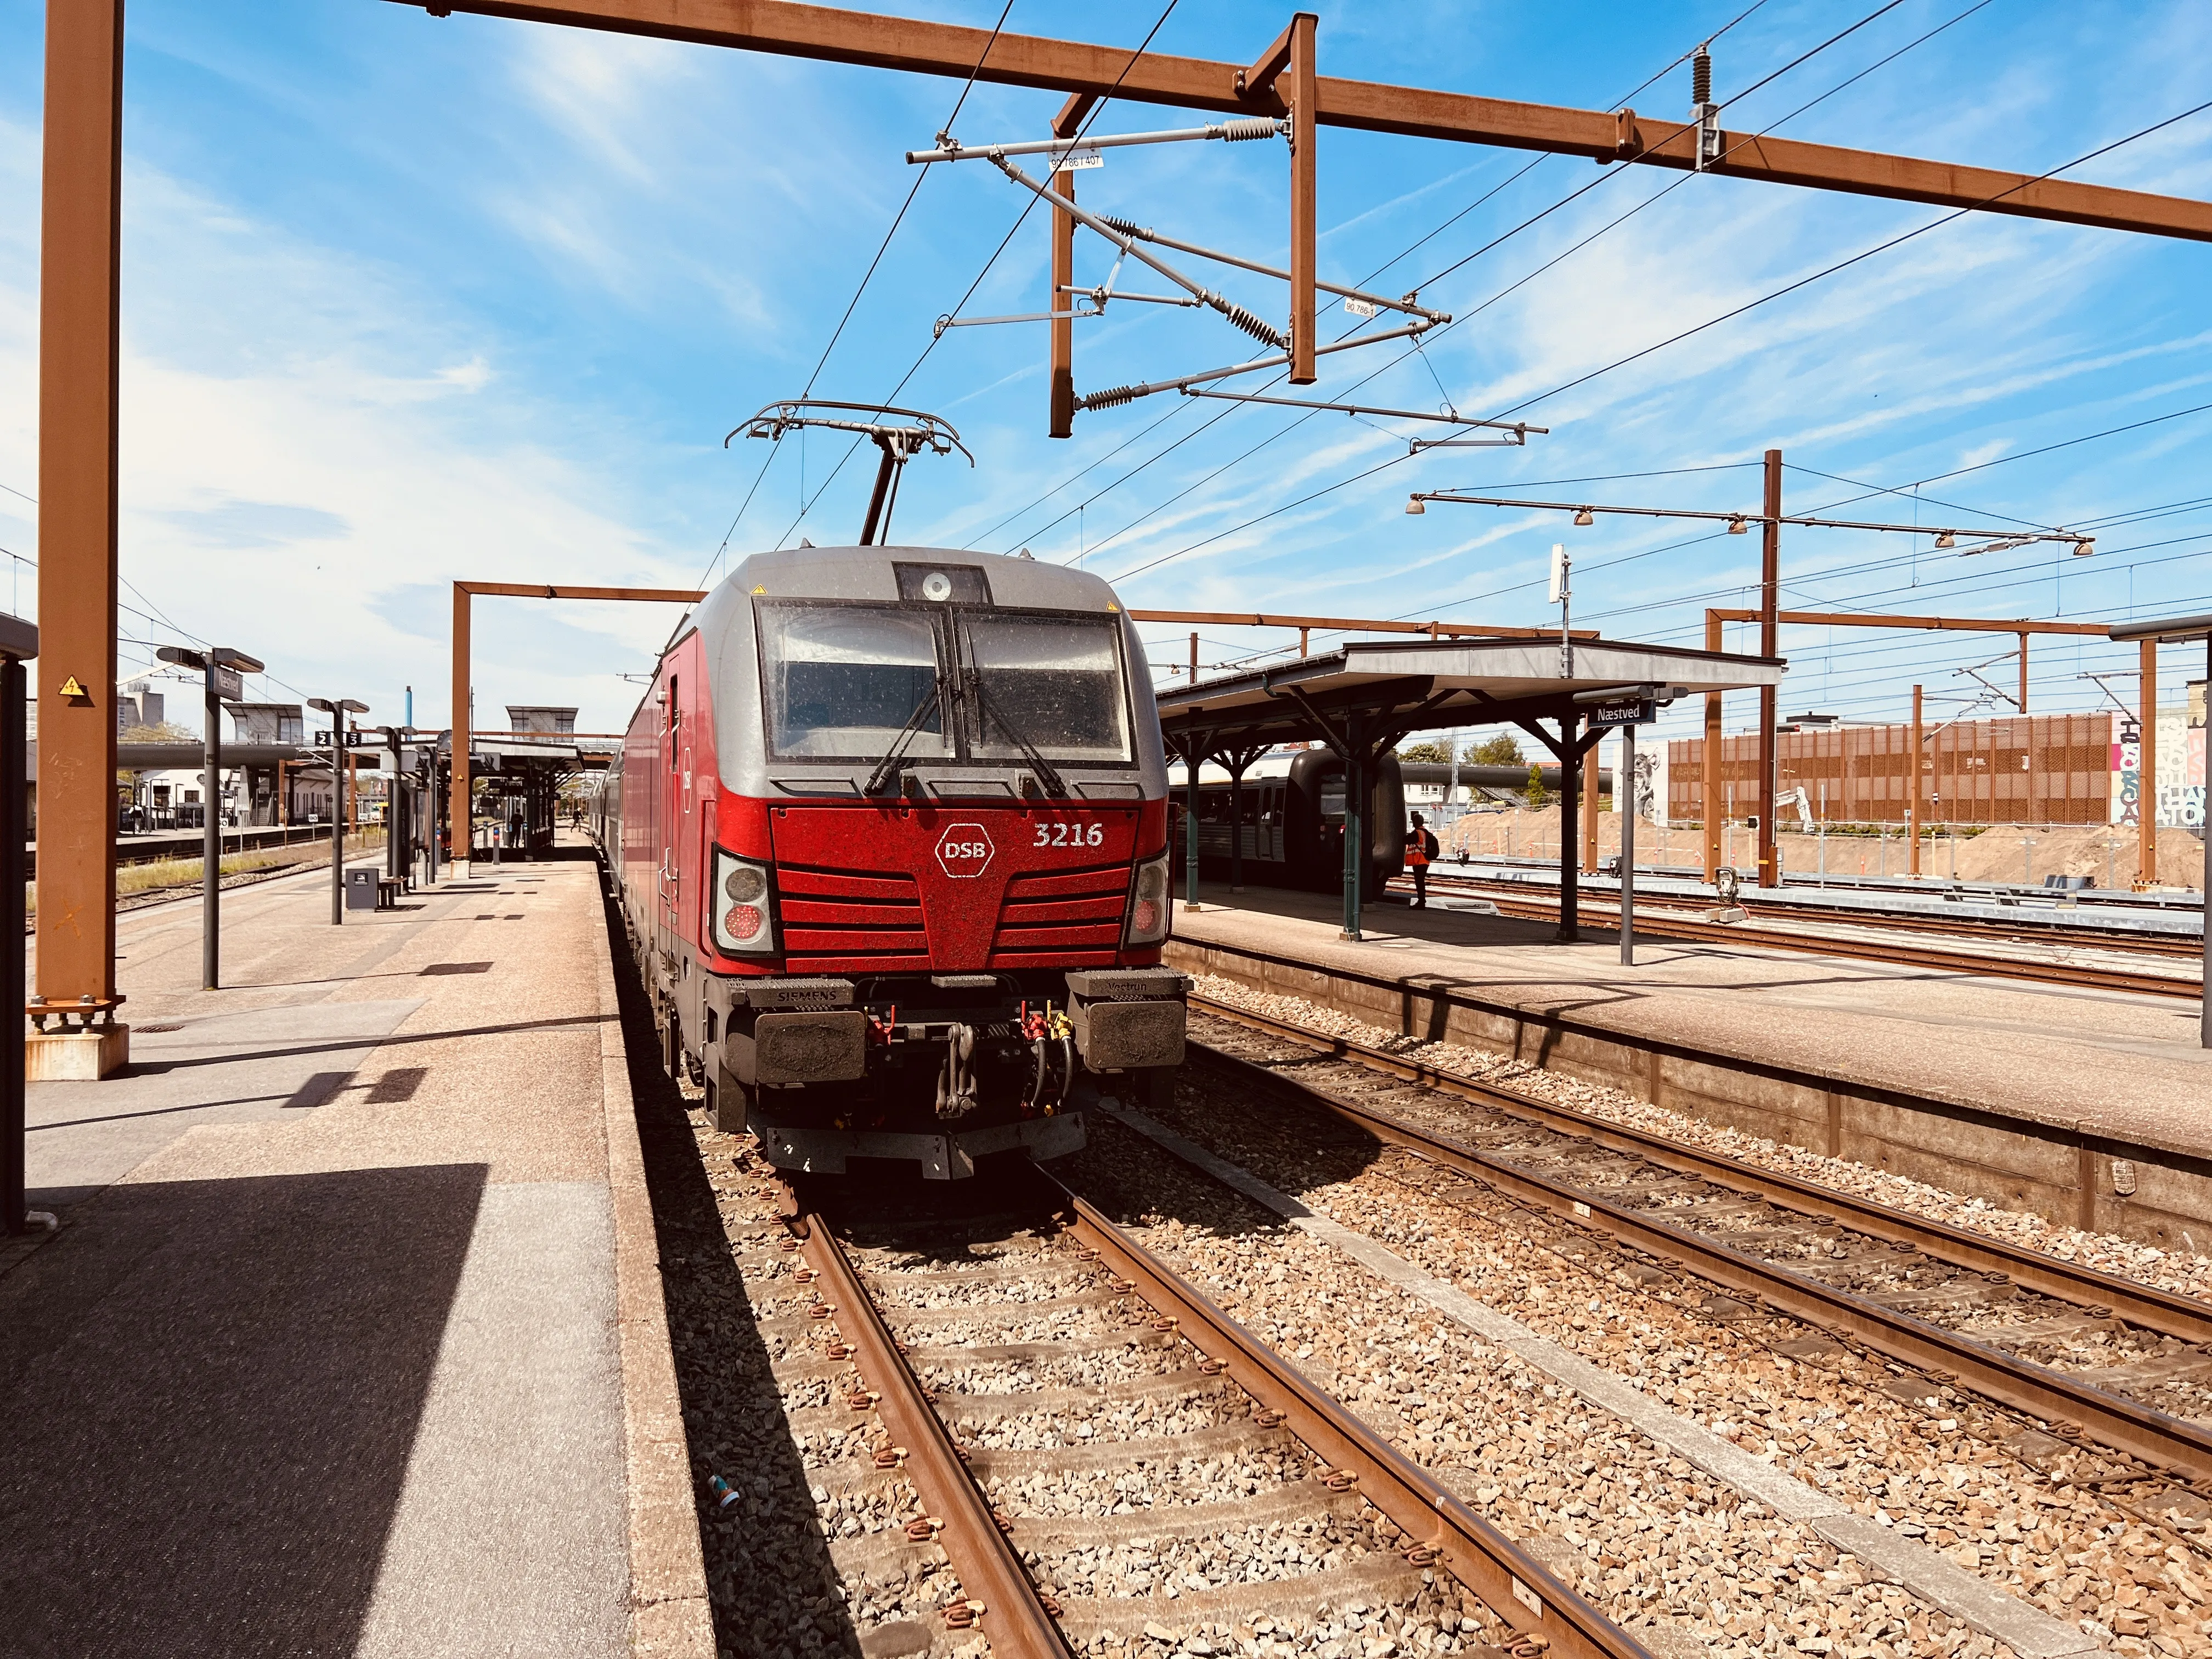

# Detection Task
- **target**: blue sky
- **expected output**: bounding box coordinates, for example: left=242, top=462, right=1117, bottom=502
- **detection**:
left=2, top=0, right=2209, bottom=744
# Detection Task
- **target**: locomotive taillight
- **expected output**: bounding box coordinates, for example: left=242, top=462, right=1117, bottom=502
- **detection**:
left=710, top=847, right=777, bottom=955
left=1122, top=851, right=1172, bottom=947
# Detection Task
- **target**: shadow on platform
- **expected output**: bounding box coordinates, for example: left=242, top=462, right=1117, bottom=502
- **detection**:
left=602, top=881, right=865, bottom=1658
left=0, top=1163, right=487, bottom=1657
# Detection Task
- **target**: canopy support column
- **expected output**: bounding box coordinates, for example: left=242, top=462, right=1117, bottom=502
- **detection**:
left=1223, top=743, right=1269, bottom=893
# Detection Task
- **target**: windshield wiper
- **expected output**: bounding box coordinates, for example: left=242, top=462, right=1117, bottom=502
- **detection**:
left=864, top=679, right=946, bottom=795
left=961, top=645, right=1069, bottom=799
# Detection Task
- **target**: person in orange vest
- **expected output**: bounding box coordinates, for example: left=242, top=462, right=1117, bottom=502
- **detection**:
left=1406, top=811, right=1438, bottom=908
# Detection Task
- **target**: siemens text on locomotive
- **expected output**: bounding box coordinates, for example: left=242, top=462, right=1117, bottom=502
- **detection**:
left=594, top=544, right=1186, bottom=1180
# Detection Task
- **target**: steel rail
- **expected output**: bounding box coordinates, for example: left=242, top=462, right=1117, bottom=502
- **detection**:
left=1188, top=994, right=2212, bottom=1345
left=1422, top=878, right=2202, bottom=1000
left=1183, top=1025, right=2212, bottom=1481
left=796, top=1209, right=1075, bottom=1659
left=1424, top=875, right=2207, bottom=960
left=1033, top=1167, right=1659, bottom=1659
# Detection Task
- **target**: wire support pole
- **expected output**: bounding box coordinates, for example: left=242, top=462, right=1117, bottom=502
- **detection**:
left=1077, top=318, right=1435, bottom=412
left=906, top=117, right=1284, bottom=163
left=1405, top=494, right=2095, bottom=551
left=1088, top=217, right=1446, bottom=323
left=991, top=155, right=1288, bottom=349
left=1178, top=388, right=1534, bottom=432
left=1757, top=448, right=1781, bottom=893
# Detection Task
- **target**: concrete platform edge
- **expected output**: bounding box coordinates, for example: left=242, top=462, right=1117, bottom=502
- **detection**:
left=595, top=873, right=715, bottom=1657
left=1168, top=934, right=2212, bottom=1255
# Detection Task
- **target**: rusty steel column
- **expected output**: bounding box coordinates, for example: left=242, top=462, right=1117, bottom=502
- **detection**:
left=1756, top=449, right=1781, bottom=889
left=1048, top=165, right=1076, bottom=438
left=1581, top=743, right=1599, bottom=874
left=2138, top=637, right=2157, bottom=888
left=2018, top=630, right=2029, bottom=714
left=1286, top=12, right=1318, bottom=385
left=452, top=583, right=472, bottom=878
left=35, top=0, right=127, bottom=1058
left=1909, top=684, right=1923, bottom=877
left=1703, top=609, right=1722, bottom=882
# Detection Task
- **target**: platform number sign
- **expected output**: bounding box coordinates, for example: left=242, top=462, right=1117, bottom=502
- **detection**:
left=934, top=822, right=995, bottom=879
left=313, top=730, right=367, bottom=747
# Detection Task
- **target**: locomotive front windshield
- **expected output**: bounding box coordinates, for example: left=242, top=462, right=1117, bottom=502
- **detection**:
left=756, top=600, right=1132, bottom=766
left=962, top=614, right=1130, bottom=763
left=760, top=606, right=951, bottom=760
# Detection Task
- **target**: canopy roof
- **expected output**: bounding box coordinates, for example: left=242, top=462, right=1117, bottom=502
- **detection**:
left=1154, top=635, right=1786, bottom=754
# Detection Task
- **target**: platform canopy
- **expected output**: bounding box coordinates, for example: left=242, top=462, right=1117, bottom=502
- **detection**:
left=1154, top=635, right=1785, bottom=754
left=1153, top=635, right=1786, bottom=945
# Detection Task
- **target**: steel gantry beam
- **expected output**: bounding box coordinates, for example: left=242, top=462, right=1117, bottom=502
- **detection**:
left=398, top=1, right=2212, bottom=240
left=448, top=583, right=703, bottom=878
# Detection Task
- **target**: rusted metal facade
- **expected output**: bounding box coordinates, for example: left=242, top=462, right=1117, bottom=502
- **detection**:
left=1671, top=713, right=2115, bottom=826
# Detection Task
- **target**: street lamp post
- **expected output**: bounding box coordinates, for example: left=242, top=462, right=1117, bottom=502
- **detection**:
left=156, top=644, right=265, bottom=989
left=307, top=697, right=369, bottom=924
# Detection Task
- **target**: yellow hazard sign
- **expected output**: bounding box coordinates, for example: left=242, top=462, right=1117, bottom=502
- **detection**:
left=58, top=675, right=89, bottom=700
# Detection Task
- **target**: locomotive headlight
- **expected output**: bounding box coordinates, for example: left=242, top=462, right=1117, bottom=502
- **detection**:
left=920, top=570, right=954, bottom=602
left=1123, top=851, right=1171, bottom=947
left=710, top=848, right=777, bottom=955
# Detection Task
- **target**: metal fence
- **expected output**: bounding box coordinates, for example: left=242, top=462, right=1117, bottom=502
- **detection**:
left=1669, top=712, right=2114, bottom=826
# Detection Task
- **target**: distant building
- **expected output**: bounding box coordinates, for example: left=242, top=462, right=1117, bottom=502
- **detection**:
left=229, top=702, right=304, bottom=744
left=116, top=674, right=168, bottom=735
left=505, top=706, right=577, bottom=735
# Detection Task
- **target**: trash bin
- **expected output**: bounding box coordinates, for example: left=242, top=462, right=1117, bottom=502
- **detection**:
left=346, top=868, right=379, bottom=911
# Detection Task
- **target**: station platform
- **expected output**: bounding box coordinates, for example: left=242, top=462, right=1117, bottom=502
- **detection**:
left=0, top=851, right=709, bottom=1657
left=1164, top=883, right=2212, bottom=1250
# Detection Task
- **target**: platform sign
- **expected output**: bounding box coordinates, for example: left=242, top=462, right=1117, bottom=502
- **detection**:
left=1588, top=698, right=1655, bottom=728
left=313, top=730, right=366, bottom=748
left=212, top=665, right=244, bottom=703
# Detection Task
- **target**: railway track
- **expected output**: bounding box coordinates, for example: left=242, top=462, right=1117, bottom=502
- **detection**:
left=1185, top=995, right=2212, bottom=1491
left=748, top=1160, right=1657, bottom=1659
left=1423, top=870, right=2206, bottom=959
left=1405, top=873, right=2202, bottom=1001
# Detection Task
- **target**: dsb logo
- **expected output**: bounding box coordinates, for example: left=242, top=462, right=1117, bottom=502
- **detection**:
left=934, top=823, right=996, bottom=879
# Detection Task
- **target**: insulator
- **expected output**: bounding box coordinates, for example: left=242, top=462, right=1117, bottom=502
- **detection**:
left=1691, top=49, right=1712, bottom=109
left=1081, top=384, right=1141, bottom=410
left=1098, top=212, right=1150, bottom=241
left=1216, top=118, right=1282, bottom=143
left=1217, top=299, right=1286, bottom=347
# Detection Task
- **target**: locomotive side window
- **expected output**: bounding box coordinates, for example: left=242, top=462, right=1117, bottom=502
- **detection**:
left=960, top=614, right=1131, bottom=764
left=760, top=606, right=950, bottom=760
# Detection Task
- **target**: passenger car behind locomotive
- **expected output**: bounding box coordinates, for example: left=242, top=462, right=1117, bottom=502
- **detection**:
left=595, top=544, right=1185, bottom=1180
left=1175, top=748, right=1407, bottom=895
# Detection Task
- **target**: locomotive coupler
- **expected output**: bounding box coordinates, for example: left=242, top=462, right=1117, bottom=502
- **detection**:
left=934, top=1022, right=980, bottom=1121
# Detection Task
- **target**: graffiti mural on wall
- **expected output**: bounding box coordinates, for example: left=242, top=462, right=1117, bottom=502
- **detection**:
left=2113, top=686, right=2208, bottom=830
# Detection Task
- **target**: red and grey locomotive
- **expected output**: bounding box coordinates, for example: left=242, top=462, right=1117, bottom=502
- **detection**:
left=596, top=543, right=1186, bottom=1179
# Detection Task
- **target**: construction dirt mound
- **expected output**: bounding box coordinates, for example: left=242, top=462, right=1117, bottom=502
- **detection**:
left=1437, top=805, right=2202, bottom=892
